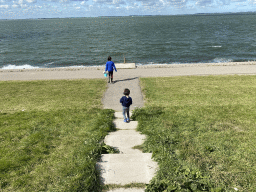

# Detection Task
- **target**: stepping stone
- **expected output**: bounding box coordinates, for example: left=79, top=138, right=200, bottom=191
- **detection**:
left=113, top=119, right=138, bottom=130
left=104, top=130, right=146, bottom=154
left=107, top=188, right=145, bottom=192
left=97, top=153, right=158, bottom=185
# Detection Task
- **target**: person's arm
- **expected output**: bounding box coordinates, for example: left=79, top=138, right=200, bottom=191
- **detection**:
left=113, top=63, right=117, bottom=72
left=120, top=97, right=123, bottom=103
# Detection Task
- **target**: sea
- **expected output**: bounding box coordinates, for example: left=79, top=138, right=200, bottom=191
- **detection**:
left=1, top=13, right=256, bottom=69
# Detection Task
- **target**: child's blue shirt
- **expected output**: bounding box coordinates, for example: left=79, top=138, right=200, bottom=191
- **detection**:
left=105, top=61, right=117, bottom=72
left=120, top=96, right=132, bottom=107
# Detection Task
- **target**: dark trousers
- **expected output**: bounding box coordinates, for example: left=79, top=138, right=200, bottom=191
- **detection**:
left=108, top=71, right=113, bottom=78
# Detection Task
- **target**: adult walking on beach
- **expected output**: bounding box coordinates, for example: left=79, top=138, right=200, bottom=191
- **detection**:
left=105, top=56, right=117, bottom=84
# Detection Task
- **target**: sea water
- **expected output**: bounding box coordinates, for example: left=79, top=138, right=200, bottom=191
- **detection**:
left=1, top=13, right=256, bottom=69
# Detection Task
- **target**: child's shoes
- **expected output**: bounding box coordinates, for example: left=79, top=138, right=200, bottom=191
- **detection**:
left=127, top=118, right=130, bottom=123
left=124, top=119, right=127, bottom=122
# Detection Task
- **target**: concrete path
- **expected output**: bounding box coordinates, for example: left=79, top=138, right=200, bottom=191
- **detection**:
left=102, top=77, right=144, bottom=111
left=2, top=62, right=256, bottom=81
left=97, top=74, right=158, bottom=192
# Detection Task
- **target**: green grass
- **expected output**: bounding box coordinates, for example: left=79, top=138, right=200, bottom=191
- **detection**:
left=132, top=75, right=256, bottom=192
left=0, top=79, right=115, bottom=191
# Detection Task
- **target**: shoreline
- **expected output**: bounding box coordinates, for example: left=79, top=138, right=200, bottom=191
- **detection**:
left=2, top=61, right=256, bottom=81
left=1, top=61, right=256, bottom=73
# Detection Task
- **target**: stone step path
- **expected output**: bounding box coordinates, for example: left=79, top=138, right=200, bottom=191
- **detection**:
left=97, top=112, right=158, bottom=192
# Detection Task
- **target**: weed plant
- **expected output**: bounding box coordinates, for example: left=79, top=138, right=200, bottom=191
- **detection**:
left=132, top=75, right=256, bottom=192
left=0, top=79, right=115, bottom=191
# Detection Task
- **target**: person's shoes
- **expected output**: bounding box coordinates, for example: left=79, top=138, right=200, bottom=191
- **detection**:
left=124, top=119, right=127, bottom=122
left=108, top=81, right=110, bottom=83
left=127, top=118, right=130, bottom=123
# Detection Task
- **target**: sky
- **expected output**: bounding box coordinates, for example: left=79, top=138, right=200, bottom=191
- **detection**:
left=0, top=0, right=256, bottom=19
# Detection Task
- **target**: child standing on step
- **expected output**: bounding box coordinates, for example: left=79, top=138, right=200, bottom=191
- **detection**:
left=120, top=88, right=132, bottom=123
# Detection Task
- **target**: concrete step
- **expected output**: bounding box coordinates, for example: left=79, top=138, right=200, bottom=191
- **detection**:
left=114, top=111, right=133, bottom=119
left=104, top=130, right=145, bottom=154
left=97, top=153, right=157, bottom=185
left=107, top=188, right=145, bottom=192
left=113, top=119, right=138, bottom=130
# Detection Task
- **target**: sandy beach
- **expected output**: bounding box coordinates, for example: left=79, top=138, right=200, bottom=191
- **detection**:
left=1, top=62, right=256, bottom=81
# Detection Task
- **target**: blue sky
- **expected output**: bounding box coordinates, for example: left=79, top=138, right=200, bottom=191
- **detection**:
left=0, top=0, right=256, bottom=19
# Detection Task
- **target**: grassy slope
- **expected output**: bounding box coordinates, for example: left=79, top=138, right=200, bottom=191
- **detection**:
left=0, top=79, right=115, bottom=191
left=132, top=75, right=256, bottom=192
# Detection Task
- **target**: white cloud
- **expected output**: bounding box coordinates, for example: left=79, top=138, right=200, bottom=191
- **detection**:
left=159, top=0, right=171, bottom=6
left=0, top=0, right=255, bottom=19
left=12, top=3, right=20, bottom=7
left=136, top=0, right=157, bottom=6
left=125, top=4, right=139, bottom=10
left=26, top=0, right=36, bottom=3
left=72, top=0, right=87, bottom=2
left=93, top=0, right=112, bottom=3
left=0, top=4, right=8, bottom=8
left=235, top=2, right=247, bottom=5
left=60, top=0, right=69, bottom=3
left=231, top=0, right=246, bottom=2
left=195, top=0, right=212, bottom=6
left=218, top=0, right=230, bottom=5
left=167, top=0, right=187, bottom=7
left=113, top=0, right=126, bottom=5
left=34, top=4, right=42, bottom=8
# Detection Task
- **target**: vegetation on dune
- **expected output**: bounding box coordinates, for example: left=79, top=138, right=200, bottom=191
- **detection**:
left=0, top=79, right=115, bottom=191
left=2, top=75, right=256, bottom=191
left=132, top=75, right=256, bottom=192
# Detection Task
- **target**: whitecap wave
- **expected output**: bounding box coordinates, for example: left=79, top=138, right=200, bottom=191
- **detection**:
left=64, top=65, right=101, bottom=68
left=212, top=58, right=233, bottom=63
left=1, top=64, right=40, bottom=69
left=44, top=62, right=54, bottom=66
left=136, top=62, right=181, bottom=66
left=211, top=46, right=222, bottom=48
left=1, top=64, right=106, bottom=70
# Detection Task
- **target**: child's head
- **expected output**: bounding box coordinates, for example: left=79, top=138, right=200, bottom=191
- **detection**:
left=123, top=88, right=130, bottom=96
left=108, top=56, right=112, bottom=61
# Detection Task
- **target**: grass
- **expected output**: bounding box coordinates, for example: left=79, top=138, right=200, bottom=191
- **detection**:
left=131, top=75, right=256, bottom=192
left=0, top=79, right=116, bottom=191
left=2, top=75, right=256, bottom=191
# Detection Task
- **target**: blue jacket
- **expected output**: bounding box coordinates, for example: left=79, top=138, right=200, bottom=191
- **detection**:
left=120, top=96, right=132, bottom=107
left=105, top=61, right=117, bottom=72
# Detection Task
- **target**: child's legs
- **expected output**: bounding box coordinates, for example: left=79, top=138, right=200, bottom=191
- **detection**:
left=108, top=72, right=110, bottom=81
left=122, top=106, right=128, bottom=119
left=126, top=107, right=130, bottom=119
left=109, top=71, right=113, bottom=78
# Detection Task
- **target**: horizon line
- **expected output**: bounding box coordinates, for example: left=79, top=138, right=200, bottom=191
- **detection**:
left=1, top=11, right=256, bottom=20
